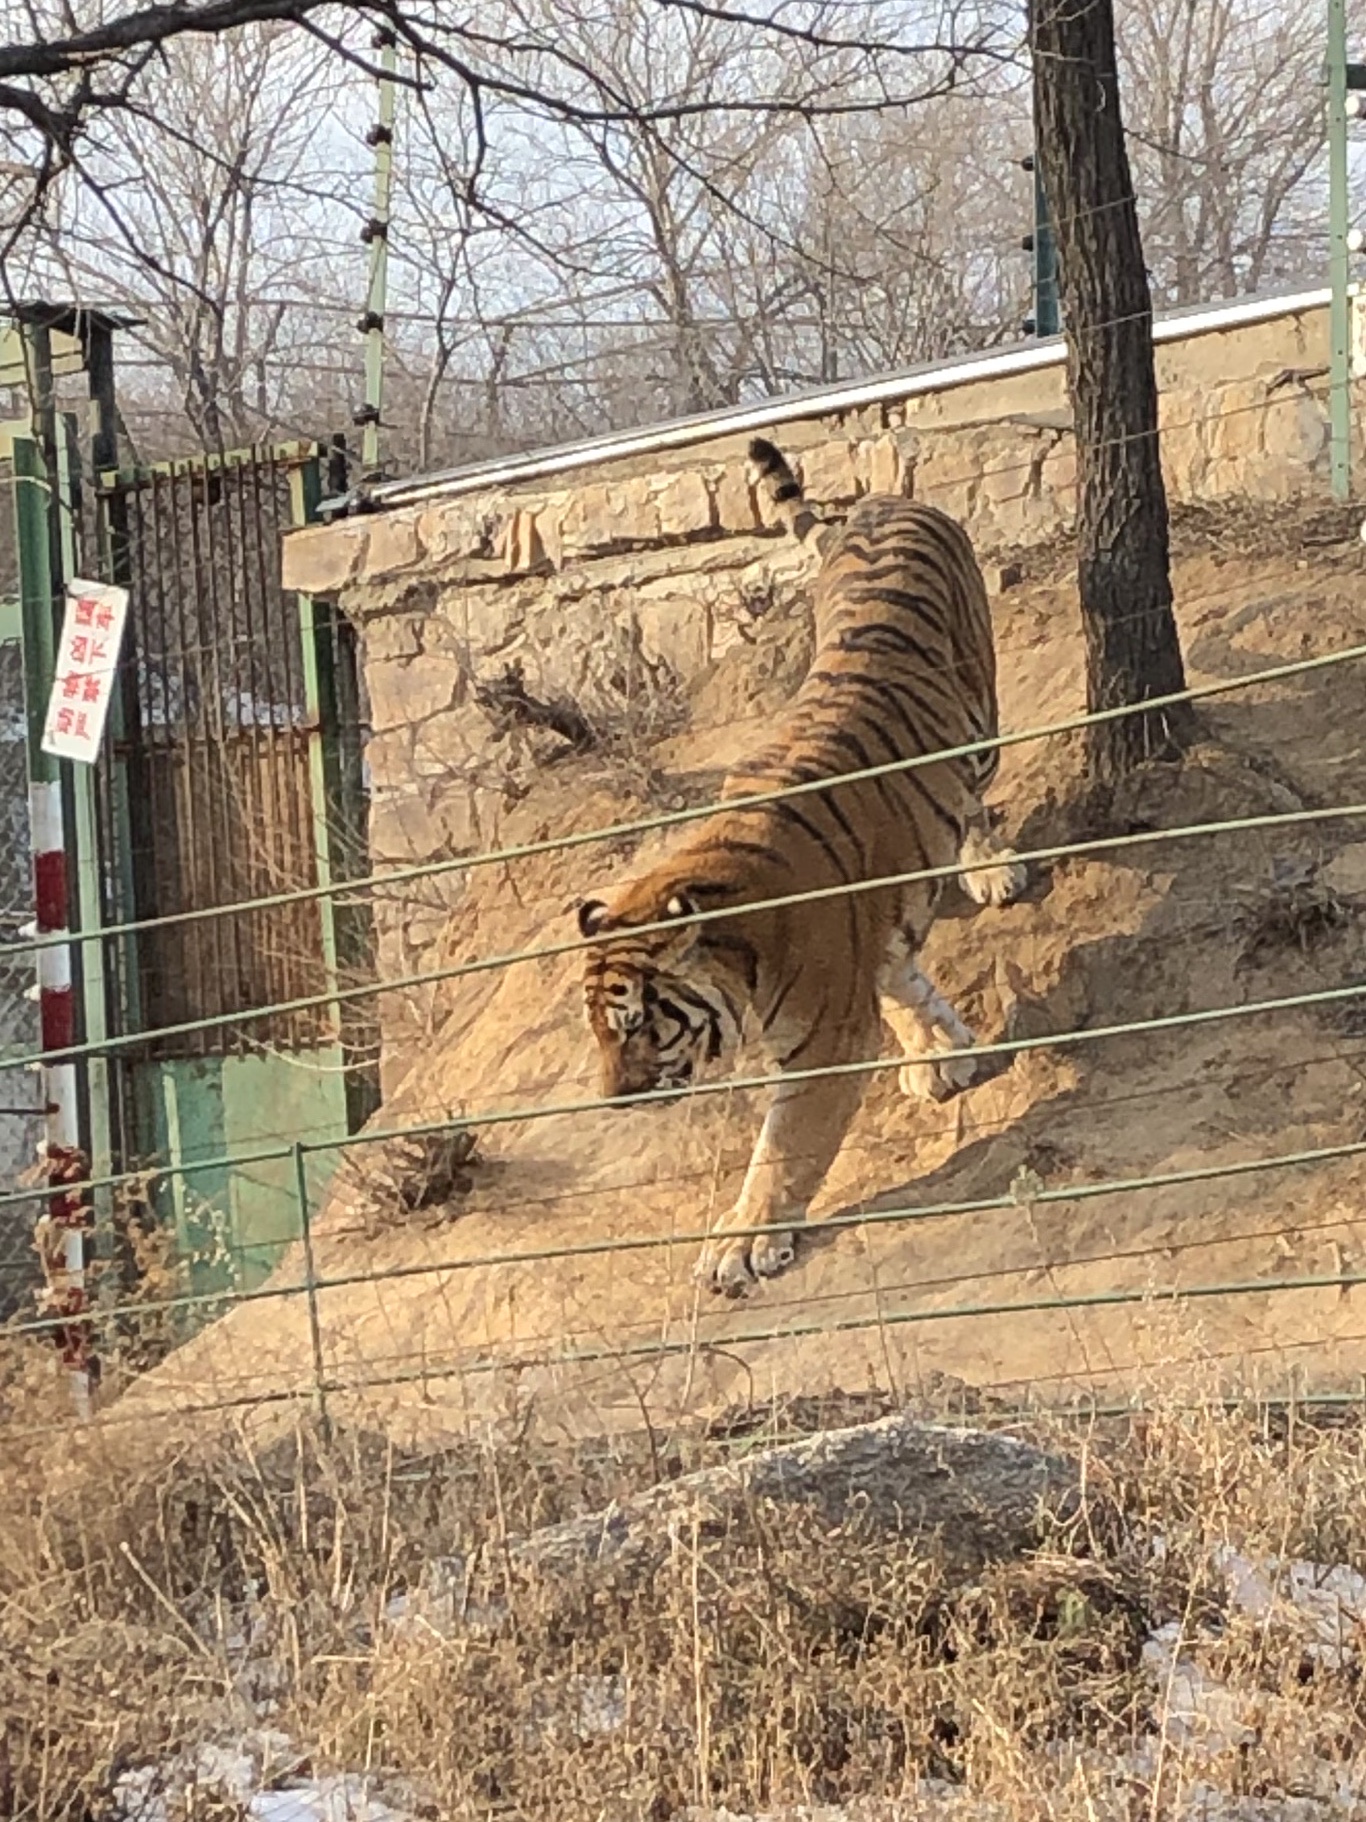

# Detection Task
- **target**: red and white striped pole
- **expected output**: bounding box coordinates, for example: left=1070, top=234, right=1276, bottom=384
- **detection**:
left=30, top=776, right=77, bottom=1146
left=14, top=431, right=113, bottom=1419
left=25, top=772, right=94, bottom=1419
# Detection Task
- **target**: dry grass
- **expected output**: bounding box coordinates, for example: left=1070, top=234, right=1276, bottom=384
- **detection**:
left=1229, top=861, right=1350, bottom=971
left=3, top=1369, right=1366, bottom=1820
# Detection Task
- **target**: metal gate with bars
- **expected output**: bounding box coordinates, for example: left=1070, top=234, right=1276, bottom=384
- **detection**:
left=105, top=449, right=334, bottom=1050
left=2, top=316, right=374, bottom=1308
left=89, top=443, right=374, bottom=1293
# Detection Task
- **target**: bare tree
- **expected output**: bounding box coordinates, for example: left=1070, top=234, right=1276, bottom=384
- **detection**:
left=26, top=24, right=359, bottom=451
left=0, top=0, right=1001, bottom=220
left=0, top=0, right=1012, bottom=464
left=1032, top=0, right=1192, bottom=783
left=778, top=92, right=1030, bottom=382
left=526, top=0, right=818, bottom=415
left=1118, top=0, right=1323, bottom=306
left=372, top=0, right=1027, bottom=449
left=0, top=0, right=1331, bottom=482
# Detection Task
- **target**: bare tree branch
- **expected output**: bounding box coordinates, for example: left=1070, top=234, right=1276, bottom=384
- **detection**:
left=0, top=0, right=335, bottom=81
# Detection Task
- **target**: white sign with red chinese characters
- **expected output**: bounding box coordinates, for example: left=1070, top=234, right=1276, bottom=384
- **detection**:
left=40, top=579, right=130, bottom=764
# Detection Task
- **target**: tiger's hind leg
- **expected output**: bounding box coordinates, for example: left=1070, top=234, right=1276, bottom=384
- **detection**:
left=878, top=942, right=980, bottom=1103
left=959, top=807, right=1028, bottom=909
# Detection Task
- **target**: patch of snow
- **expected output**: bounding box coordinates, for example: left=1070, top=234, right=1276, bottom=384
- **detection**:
left=1141, top=1621, right=1260, bottom=1754
left=110, top=1765, right=168, bottom=1822
left=247, top=1778, right=410, bottom=1821
left=573, top=1673, right=627, bottom=1739
left=112, top=1734, right=411, bottom=1822
left=1213, top=1544, right=1366, bottom=1668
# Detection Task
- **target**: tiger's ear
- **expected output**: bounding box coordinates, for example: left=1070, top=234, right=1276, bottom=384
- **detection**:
left=664, top=890, right=700, bottom=922
left=577, top=899, right=610, bottom=938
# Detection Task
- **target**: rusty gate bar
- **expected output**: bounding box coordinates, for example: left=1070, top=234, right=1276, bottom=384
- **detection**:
left=94, top=444, right=338, bottom=1062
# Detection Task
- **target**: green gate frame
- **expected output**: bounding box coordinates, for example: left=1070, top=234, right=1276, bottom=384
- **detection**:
left=94, top=443, right=372, bottom=1300
left=4, top=317, right=371, bottom=1307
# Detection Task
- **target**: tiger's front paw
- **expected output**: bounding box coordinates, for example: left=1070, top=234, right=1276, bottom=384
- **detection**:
left=694, top=1226, right=797, bottom=1296
left=962, top=852, right=1028, bottom=908
left=899, top=1048, right=979, bottom=1102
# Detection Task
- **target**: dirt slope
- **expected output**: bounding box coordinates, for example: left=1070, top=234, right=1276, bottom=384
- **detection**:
left=112, top=507, right=1366, bottom=1448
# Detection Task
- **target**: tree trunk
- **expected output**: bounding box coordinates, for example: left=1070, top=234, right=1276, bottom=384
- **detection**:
left=1031, top=0, right=1194, bottom=781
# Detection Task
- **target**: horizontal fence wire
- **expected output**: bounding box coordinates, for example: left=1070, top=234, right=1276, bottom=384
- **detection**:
left=5, top=561, right=1362, bottom=969
left=1, top=956, right=1364, bottom=1222
left=5, top=642, right=1366, bottom=1077
left=7, top=1350, right=1366, bottom=1450
left=8, top=506, right=1318, bottom=954
left=10, top=1262, right=1366, bottom=1442
left=5, top=396, right=1362, bottom=1436
left=27, top=1389, right=1366, bottom=1452
left=287, top=1268, right=1366, bottom=1393
left=370, top=290, right=1341, bottom=502
left=3, top=1021, right=1352, bottom=1283
left=11, top=1125, right=1366, bottom=1346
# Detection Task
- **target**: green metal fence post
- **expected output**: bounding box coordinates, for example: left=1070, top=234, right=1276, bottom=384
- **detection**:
left=290, top=453, right=379, bottom=1134
left=359, top=32, right=397, bottom=482
left=1327, top=0, right=1366, bottom=500
left=88, top=320, right=145, bottom=1197
left=13, top=435, right=58, bottom=801
left=292, top=1139, right=329, bottom=1432
left=1329, top=0, right=1351, bottom=499
left=290, top=454, right=342, bottom=1034
left=1030, top=157, right=1060, bottom=339
left=1021, top=3, right=1060, bottom=342
left=55, top=412, right=113, bottom=1189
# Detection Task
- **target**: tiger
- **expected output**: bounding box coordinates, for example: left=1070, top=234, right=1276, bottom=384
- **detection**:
left=577, top=436, right=1028, bottom=1295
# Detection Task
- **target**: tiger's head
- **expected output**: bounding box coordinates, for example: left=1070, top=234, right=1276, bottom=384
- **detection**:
left=577, top=885, right=743, bottom=1101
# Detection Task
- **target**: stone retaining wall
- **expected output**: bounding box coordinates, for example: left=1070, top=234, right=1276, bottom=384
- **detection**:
left=280, top=297, right=1347, bottom=1081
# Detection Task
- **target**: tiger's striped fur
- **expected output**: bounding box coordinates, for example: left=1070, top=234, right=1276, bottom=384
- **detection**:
left=578, top=437, right=1027, bottom=1294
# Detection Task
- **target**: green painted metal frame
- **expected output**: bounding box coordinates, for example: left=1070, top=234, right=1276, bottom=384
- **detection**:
left=10, top=328, right=117, bottom=1181
left=85, top=439, right=371, bottom=1301
left=1030, top=158, right=1060, bottom=338
left=1327, top=0, right=1366, bottom=500
left=291, top=458, right=381, bottom=1134
left=361, top=36, right=397, bottom=479
left=4, top=318, right=374, bottom=1337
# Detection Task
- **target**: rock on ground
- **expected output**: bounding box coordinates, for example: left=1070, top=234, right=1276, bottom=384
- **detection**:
left=510, top=1411, right=1081, bottom=1582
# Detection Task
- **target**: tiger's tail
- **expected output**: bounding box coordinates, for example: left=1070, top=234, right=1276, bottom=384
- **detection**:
left=746, top=437, right=822, bottom=547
